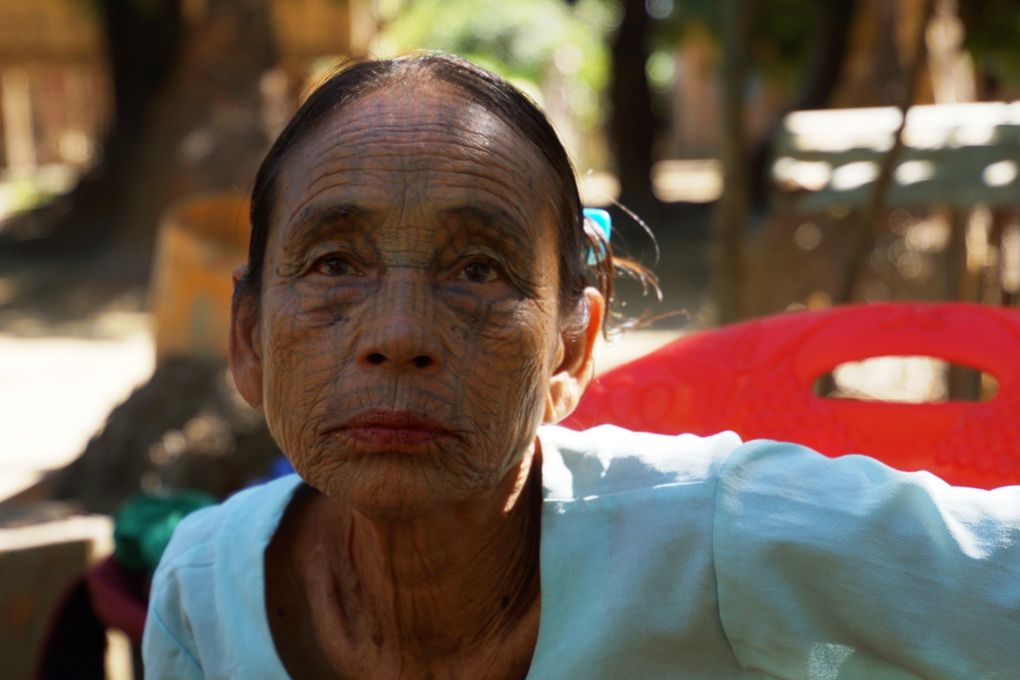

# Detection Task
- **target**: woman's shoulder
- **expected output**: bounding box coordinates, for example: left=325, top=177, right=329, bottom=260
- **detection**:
left=155, top=473, right=305, bottom=576
left=144, top=474, right=303, bottom=678
left=538, top=424, right=743, bottom=501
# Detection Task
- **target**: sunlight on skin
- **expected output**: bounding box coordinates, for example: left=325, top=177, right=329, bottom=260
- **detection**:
left=231, top=79, right=604, bottom=678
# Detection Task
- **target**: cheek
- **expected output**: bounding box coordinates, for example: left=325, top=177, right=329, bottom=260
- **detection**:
left=449, top=297, right=556, bottom=439
left=257, top=287, right=361, bottom=453
left=257, top=275, right=559, bottom=487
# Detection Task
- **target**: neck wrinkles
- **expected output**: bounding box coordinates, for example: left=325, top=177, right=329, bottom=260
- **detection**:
left=315, top=440, right=543, bottom=658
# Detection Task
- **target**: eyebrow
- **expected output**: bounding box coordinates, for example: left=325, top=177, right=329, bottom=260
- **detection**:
left=436, top=203, right=532, bottom=251
left=283, top=200, right=535, bottom=254
left=283, top=203, right=371, bottom=248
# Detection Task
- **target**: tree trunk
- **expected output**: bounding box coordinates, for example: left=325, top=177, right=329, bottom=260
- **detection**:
left=836, top=0, right=934, bottom=303
left=35, top=0, right=281, bottom=511
left=712, top=0, right=754, bottom=324
left=110, top=0, right=278, bottom=268
left=0, top=0, right=184, bottom=253
left=3, top=0, right=277, bottom=281
left=608, top=0, right=663, bottom=228
left=749, top=0, right=858, bottom=207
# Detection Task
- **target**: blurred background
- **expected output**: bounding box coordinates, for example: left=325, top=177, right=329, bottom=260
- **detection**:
left=0, top=0, right=1018, bottom=676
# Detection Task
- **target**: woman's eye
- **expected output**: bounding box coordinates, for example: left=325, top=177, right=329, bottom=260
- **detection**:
left=459, top=258, right=501, bottom=283
left=314, top=255, right=357, bottom=276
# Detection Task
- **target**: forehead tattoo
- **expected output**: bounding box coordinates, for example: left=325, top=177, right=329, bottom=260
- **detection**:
left=263, top=82, right=563, bottom=311
left=284, top=202, right=533, bottom=252
left=283, top=204, right=370, bottom=249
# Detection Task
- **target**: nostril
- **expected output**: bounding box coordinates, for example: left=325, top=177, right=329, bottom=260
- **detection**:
left=412, top=355, right=433, bottom=369
left=367, top=352, right=386, bottom=365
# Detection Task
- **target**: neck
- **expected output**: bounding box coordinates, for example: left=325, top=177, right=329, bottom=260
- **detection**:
left=311, top=442, right=543, bottom=663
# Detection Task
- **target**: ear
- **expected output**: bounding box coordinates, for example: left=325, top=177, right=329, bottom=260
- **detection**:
left=544, top=287, right=605, bottom=423
left=229, top=266, right=264, bottom=412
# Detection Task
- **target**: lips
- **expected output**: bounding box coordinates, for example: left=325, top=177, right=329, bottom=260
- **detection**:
left=325, top=409, right=455, bottom=450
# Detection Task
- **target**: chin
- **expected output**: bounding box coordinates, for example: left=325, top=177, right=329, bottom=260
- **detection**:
left=335, top=484, right=476, bottom=521
left=305, top=457, right=492, bottom=520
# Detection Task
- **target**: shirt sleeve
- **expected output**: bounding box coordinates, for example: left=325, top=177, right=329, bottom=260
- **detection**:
left=713, top=439, right=1020, bottom=680
left=142, top=598, right=204, bottom=679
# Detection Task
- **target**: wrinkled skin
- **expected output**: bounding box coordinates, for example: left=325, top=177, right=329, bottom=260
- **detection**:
left=233, top=81, right=597, bottom=517
left=229, top=79, right=603, bottom=678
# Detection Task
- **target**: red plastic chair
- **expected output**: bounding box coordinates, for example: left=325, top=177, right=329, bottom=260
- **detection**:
left=565, top=303, right=1020, bottom=489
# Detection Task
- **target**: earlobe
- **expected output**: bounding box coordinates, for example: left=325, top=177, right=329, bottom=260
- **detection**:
left=544, top=288, right=605, bottom=423
left=229, top=272, right=265, bottom=412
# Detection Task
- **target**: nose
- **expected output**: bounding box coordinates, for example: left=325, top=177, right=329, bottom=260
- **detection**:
left=356, top=273, right=441, bottom=372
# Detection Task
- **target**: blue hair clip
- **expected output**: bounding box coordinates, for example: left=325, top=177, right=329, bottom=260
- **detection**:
left=583, top=208, right=612, bottom=265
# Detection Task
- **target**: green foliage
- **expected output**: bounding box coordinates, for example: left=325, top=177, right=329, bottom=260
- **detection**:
left=651, top=0, right=820, bottom=85
left=0, top=178, right=59, bottom=220
left=646, top=50, right=676, bottom=93
left=376, top=0, right=616, bottom=125
left=962, top=0, right=1020, bottom=85
left=747, top=0, right=818, bottom=85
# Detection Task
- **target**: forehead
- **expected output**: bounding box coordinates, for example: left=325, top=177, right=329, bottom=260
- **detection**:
left=273, top=79, right=560, bottom=235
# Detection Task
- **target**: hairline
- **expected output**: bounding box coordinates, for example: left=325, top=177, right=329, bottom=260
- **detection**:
left=246, top=61, right=584, bottom=320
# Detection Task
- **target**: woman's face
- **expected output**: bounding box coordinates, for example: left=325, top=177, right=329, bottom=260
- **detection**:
left=233, top=81, right=598, bottom=517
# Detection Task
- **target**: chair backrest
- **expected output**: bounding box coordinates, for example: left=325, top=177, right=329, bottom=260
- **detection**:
left=564, top=303, right=1020, bottom=489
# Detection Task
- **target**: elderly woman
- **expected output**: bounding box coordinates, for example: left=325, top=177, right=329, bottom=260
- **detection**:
left=143, top=55, right=1020, bottom=679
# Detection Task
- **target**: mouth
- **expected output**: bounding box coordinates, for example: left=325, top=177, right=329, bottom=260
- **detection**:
left=325, top=409, right=456, bottom=450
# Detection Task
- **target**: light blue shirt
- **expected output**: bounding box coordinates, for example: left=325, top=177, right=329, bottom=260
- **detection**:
left=143, top=426, right=1020, bottom=678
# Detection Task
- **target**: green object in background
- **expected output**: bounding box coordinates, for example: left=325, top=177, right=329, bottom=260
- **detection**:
left=113, top=490, right=216, bottom=573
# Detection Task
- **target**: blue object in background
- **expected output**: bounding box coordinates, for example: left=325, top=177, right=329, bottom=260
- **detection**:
left=266, top=456, right=295, bottom=480
left=583, top=208, right=612, bottom=264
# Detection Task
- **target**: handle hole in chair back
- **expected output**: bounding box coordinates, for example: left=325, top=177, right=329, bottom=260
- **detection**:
left=814, top=356, right=998, bottom=404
